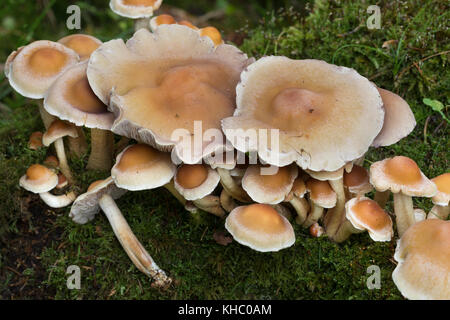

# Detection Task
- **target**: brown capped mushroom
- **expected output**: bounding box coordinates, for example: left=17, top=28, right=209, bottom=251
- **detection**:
left=58, top=34, right=102, bottom=61
left=428, top=173, right=450, bottom=220
left=28, top=131, right=43, bottom=150
left=304, top=178, right=337, bottom=228
left=110, top=0, right=162, bottom=31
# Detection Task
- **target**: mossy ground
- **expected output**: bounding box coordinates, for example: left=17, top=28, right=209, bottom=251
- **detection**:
left=0, top=0, right=448, bottom=299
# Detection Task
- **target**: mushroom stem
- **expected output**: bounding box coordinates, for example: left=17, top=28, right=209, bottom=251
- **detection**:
left=99, top=194, right=171, bottom=288
left=220, top=189, right=237, bottom=213
left=303, top=203, right=323, bottom=228
left=324, top=178, right=346, bottom=238
left=193, top=195, right=226, bottom=218
left=39, top=191, right=76, bottom=208
left=332, top=220, right=363, bottom=243
left=271, top=204, right=293, bottom=221
left=393, top=192, right=415, bottom=237
left=54, top=138, right=74, bottom=183
left=289, top=196, right=309, bottom=225
left=163, top=181, right=186, bottom=206
left=68, top=126, right=88, bottom=157
left=37, top=100, right=55, bottom=130
left=115, top=137, right=130, bottom=156
left=87, top=128, right=114, bottom=171
left=374, top=190, right=390, bottom=208
left=134, top=18, right=150, bottom=31
left=217, top=168, right=251, bottom=203
left=427, top=205, right=449, bottom=220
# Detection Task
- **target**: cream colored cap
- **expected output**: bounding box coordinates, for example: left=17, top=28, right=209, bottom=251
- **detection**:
left=42, top=119, right=78, bottom=146
left=306, top=178, right=337, bottom=208
left=19, top=164, right=58, bottom=193
left=109, top=0, right=162, bottom=19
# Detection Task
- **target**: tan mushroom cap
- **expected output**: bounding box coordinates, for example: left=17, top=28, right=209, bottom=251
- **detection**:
left=289, top=178, right=307, bottom=198
left=42, top=120, right=78, bottom=146
left=345, top=197, right=393, bottom=241
left=69, top=177, right=126, bottom=224
left=225, top=204, right=295, bottom=252
left=242, top=164, right=298, bottom=204
left=44, top=155, right=59, bottom=168
left=306, top=178, right=337, bottom=208
left=392, top=219, right=450, bottom=300
left=5, top=40, right=79, bottom=98
left=44, top=61, right=114, bottom=130
left=344, top=165, right=373, bottom=194
left=19, top=164, right=58, bottom=193
left=199, top=27, right=223, bottom=46
left=306, top=166, right=344, bottom=181
left=372, top=88, right=416, bottom=147
left=87, top=26, right=252, bottom=164
left=58, top=34, right=102, bottom=61
left=28, top=131, right=43, bottom=150
left=111, top=143, right=176, bottom=191
left=370, top=156, right=437, bottom=197
left=109, top=0, right=162, bottom=19
left=174, top=164, right=220, bottom=201
left=178, top=20, right=198, bottom=30
left=431, top=173, right=450, bottom=206
left=222, top=56, right=384, bottom=171
left=150, top=14, right=177, bottom=30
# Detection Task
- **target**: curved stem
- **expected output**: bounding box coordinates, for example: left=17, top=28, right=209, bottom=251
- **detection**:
left=87, top=128, right=114, bottom=171
left=393, top=192, right=415, bottom=237
left=217, top=168, right=251, bottom=203
left=324, top=178, right=346, bottom=238
left=289, top=197, right=309, bottom=225
left=193, top=195, right=226, bottom=218
left=303, top=203, right=323, bottom=228
left=39, top=191, right=76, bottom=208
left=38, top=100, right=55, bottom=129
left=134, top=18, right=150, bottom=31
left=374, top=190, right=390, bottom=208
left=220, top=189, right=237, bottom=213
left=99, top=194, right=171, bottom=288
left=54, top=138, right=74, bottom=183
left=427, top=204, right=449, bottom=220
left=163, top=181, right=186, bottom=206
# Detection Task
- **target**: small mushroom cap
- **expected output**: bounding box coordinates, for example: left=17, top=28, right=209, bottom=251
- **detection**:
left=306, top=178, right=337, bottom=208
left=178, top=20, right=198, bottom=30
left=345, top=197, right=393, bottom=242
left=58, top=34, right=102, bottom=61
left=28, top=131, right=43, bottom=150
left=288, top=178, right=307, bottom=199
left=5, top=40, right=79, bottom=99
left=343, top=165, right=373, bottom=194
left=222, top=56, right=384, bottom=171
left=372, top=88, right=416, bottom=147
left=56, top=173, right=68, bottom=189
left=174, top=164, right=220, bottom=201
left=109, top=0, right=162, bottom=19
left=199, top=27, right=223, bottom=46
left=43, top=155, right=59, bottom=168
left=370, top=156, right=437, bottom=197
left=42, top=120, right=78, bottom=146
left=111, top=143, right=176, bottom=191
left=225, top=204, right=295, bottom=252
left=305, top=167, right=344, bottom=181
left=431, top=173, right=450, bottom=206
left=19, top=164, right=58, bottom=193
left=69, top=177, right=126, bottom=224
left=392, top=219, right=450, bottom=300
left=242, top=164, right=298, bottom=204
left=88, top=26, right=252, bottom=164
left=149, top=14, right=177, bottom=30
left=44, top=61, right=114, bottom=130
left=413, top=208, right=426, bottom=222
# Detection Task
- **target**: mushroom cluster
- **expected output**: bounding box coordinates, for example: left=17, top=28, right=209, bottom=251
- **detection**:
left=6, top=1, right=448, bottom=298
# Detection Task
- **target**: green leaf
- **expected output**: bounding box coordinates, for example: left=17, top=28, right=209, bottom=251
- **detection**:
left=423, top=98, right=444, bottom=112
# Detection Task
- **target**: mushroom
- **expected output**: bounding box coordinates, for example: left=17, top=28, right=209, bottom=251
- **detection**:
left=225, top=203, right=295, bottom=252
left=28, top=131, right=43, bottom=150
left=333, top=197, right=393, bottom=243
left=42, top=119, right=78, bottom=183
left=109, top=0, right=162, bottom=30
left=309, top=222, right=324, bottom=238
left=222, top=57, right=384, bottom=172
left=303, top=178, right=337, bottom=228
left=43, top=155, right=59, bottom=168
left=413, top=208, right=426, bottom=222
left=370, top=156, right=437, bottom=236
left=5, top=40, right=79, bottom=129
left=428, top=173, right=449, bottom=220
left=174, top=164, right=224, bottom=217
left=87, top=25, right=252, bottom=165
left=69, top=177, right=171, bottom=287
left=44, top=61, right=115, bottom=170
left=19, top=164, right=76, bottom=208
left=286, top=178, right=310, bottom=225
left=392, top=219, right=449, bottom=300
left=343, top=164, right=373, bottom=198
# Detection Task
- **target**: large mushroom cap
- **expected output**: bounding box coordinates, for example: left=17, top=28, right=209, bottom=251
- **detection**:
left=174, top=164, right=220, bottom=201
left=306, top=178, right=337, bottom=208
left=370, top=156, right=437, bottom=197
left=69, top=177, right=126, bottom=224
left=58, top=34, right=102, bottom=61
left=392, top=219, right=450, bottom=300
left=19, top=164, right=58, bottom=193
left=5, top=40, right=79, bottom=98
left=109, top=0, right=162, bottom=19
left=87, top=25, right=252, bottom=164
left=42, top=120, right=78, bottom=146
left=111, top=143, right=175, bottom=191
left=345, top=197, right=393, bottom=241
left=372, top=88, right=416, bottom=147
left=225, top=204, right=295, bottom=252
left=431, top=173, right=450, bottom=206
left=242, top=164, right=298, bottom=204
left=222, top=56, right=384, bottom=171
left=44, top=61, right=114, bottom=130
